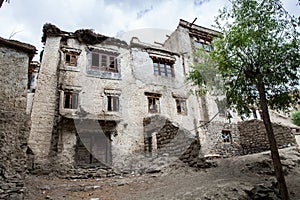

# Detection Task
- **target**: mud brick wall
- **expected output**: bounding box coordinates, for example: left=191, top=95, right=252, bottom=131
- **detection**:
left=0, top=46, right=32, bottom=199
left=238, top=119, right=296, bottom=155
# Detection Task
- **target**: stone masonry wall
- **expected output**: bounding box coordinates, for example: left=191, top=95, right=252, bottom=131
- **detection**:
left=0, top=46, right=31, bottom=199
left=238, top=119, right=296, bottom=155
left=201, top=121, right=241, bottom=158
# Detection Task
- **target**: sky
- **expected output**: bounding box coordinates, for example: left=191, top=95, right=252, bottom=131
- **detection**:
left=0, top=0, right=299, bottom=60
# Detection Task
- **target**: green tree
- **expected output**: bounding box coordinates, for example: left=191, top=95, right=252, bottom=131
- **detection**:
left=188, top=0, right=300, bottom=199
left=291, top=110, right=300, bottom=126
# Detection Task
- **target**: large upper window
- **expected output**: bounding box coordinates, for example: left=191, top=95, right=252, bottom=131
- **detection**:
left=91, top=51, right=118, bottom=72
left=151, top=57, right=175, bottom=77
left=193, top=37, right=213, bottom=52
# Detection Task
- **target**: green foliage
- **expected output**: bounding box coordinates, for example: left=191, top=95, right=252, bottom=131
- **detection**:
left=291, top=110, right=300, bottom=126
left=186, top=47, right=224, bottom=96
left=210, top=0, right=300, bottom=116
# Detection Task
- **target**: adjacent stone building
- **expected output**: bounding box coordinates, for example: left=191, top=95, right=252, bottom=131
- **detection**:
left=0, top=37, right=36, bottom=199
left=28, top=19, right=297, bottom=175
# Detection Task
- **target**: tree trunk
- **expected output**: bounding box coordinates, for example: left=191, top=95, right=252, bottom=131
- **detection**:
left=256, top=80, right=289, bottom=200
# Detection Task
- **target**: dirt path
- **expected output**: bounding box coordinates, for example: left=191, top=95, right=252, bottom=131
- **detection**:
left=25, top=147, right=300, bottom=200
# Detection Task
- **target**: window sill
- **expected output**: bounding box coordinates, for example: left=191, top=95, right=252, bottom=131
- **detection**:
left=86, top=70, right=122, bottom=80
left=60, top=108, right=79, bottom=115
left=64, top=66, right=80, bottom=72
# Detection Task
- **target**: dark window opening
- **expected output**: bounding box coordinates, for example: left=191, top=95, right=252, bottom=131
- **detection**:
left=107, top=96, right=119, bottom=112
left=64, top=92, right=78, bottom=109
left=221, top=130, right=232, bottom=143
left=175, top=99, right=187, bottom=115
left=92, top=53, right=100, bottom=68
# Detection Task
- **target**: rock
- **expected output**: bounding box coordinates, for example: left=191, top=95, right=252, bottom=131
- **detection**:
left=245, top=182, right=281, bottom=200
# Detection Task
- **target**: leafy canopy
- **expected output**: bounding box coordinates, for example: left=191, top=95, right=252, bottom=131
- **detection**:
left=291, top=110, right=300, bottom=126
left=187, top=47, right=223, bottom=96
left=209, top=0, right=300, bottom=116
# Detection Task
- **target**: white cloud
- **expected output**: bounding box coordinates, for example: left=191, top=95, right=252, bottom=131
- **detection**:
left=0, top=0, right=298, bottom=60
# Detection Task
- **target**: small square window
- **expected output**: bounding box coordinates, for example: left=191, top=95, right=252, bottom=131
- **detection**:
left=221, top=130, right=231, bottom=143
left=148, top=97, right=160, bottom=113
left=175, top=99, right=187, bottom=115
left=64, top=92, right=78, bottom=109
left=107, top=96, right=119, bottom=112
left=65, top=53, right=78, bottom=66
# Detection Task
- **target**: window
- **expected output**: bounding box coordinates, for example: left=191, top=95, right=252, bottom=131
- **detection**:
left=148, top=97, right=160, bottom=113
left=64, top=92, right=78, bottom=109
left=221, top=130, right=232, bottom=143
left=65, top=53, right=78, bottom=66
left=151, top=57, right=175, bottom=77
left=145, top=92, right=161, bottom=113
left=91, top=51, right=118, bottom=72
left=175, top=98, right=187, bottom=115
left=107, top=96, right=119, bottom=112
left=193, top=37, right=213, bottom=51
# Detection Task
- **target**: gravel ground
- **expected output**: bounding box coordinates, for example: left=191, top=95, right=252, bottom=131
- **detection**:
left=25, top=147, right=300, bottom=200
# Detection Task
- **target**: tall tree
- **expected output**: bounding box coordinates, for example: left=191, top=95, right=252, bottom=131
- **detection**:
left=188, top=0, right=300, bottom=199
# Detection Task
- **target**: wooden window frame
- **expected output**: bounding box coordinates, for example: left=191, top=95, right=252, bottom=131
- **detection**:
left=193, top=37, right=213, bottom=52
left=64, top=91, right=78, bottom=109
left=175, top=98, right=187, bottom=115
left=145, top=92, right=161, bottom=113
left=152, top=58, right=175, bottom=77
left=107, top=95, right=119, bottom=112
left=147, top=96, right=160, bottom=113
left=65, top=52, right=78, bottom=66
left=91, top=52, right=118, bottom=72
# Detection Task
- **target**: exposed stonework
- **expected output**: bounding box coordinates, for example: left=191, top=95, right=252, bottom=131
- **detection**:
left=238, top=119, right=296, bottom=155
left=29, top=22, right=203, bottom=174
left=28, top=19, right=298, bottom=177
left=143, top=115, right=201, bottom=162
left=201, top=122, right=241, bottom=157
left=0, top=37, right=36, bottom=199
